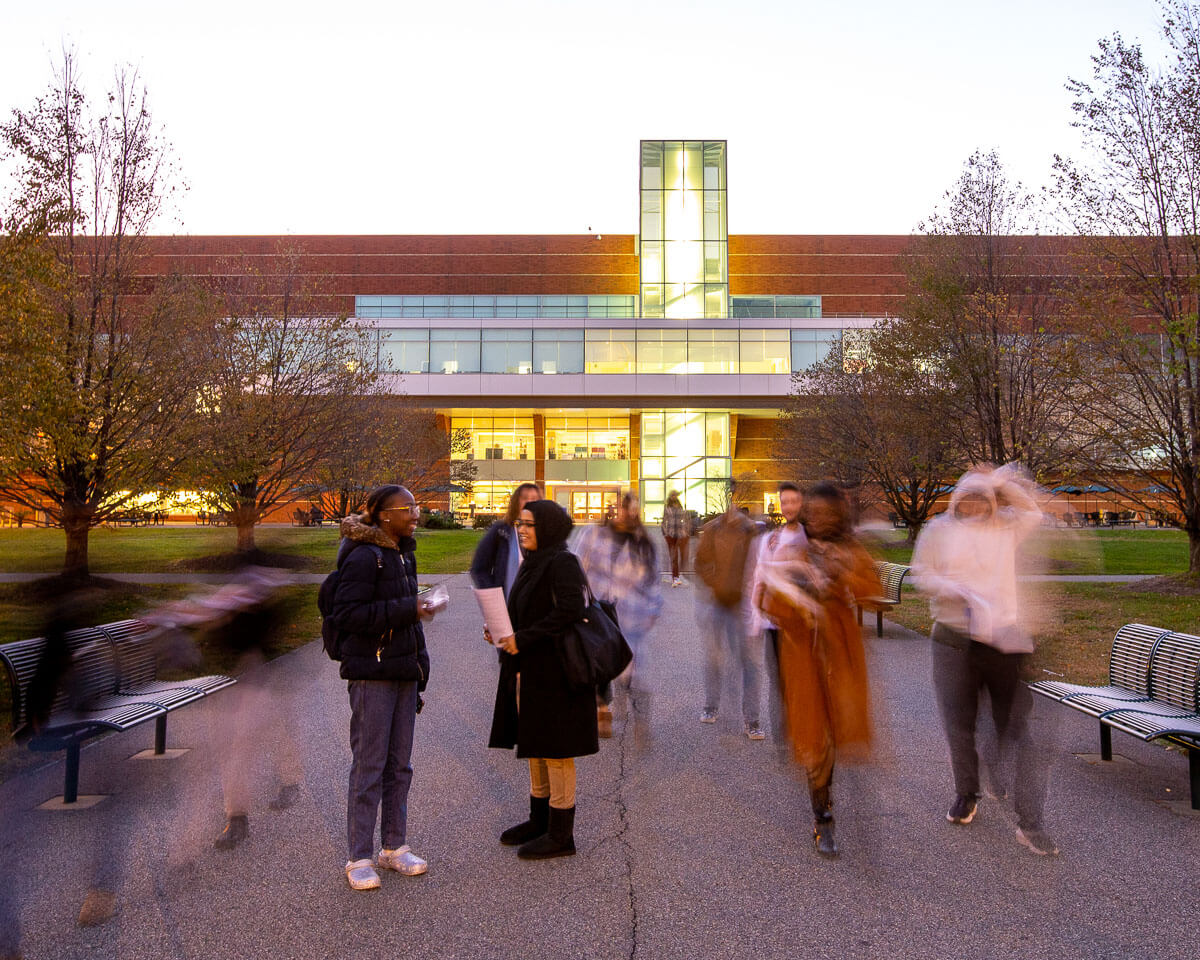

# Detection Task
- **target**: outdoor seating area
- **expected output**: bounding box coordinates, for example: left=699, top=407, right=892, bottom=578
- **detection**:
left=1030, top=622, right=1200, bottom=809
left=857, top=560, right=911, bottom=638
left=0, top=619, right=235, bottom=803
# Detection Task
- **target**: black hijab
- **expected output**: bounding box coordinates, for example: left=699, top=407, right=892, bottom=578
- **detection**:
left=508, top=499, right=575, bottom=615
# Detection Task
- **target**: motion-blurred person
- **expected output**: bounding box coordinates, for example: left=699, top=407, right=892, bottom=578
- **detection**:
left=488, top=499, right=596, bottom=859
left=470, top=483, right=541, bottom=601
left=330, top=485, right=438, bottom=890
left=574, top=492, right=663, bottom=740
left=661, top=489, right=690, bottom=586
left=749, top=482, right=808, bottom=747
left=910, top=464, right=1058, bottom=855
left=694, top=493, right=764, bottom=739
left=757, top=483, right=880, bottom=858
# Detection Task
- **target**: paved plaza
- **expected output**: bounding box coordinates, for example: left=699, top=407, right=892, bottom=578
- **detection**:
left=1, top=571, right=1197, bottom=960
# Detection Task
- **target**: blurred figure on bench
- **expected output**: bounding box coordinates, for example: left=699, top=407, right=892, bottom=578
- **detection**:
left=911, top=463, right=1058, bottom=856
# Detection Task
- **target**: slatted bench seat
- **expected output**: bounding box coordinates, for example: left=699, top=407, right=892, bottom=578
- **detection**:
left=0, top=619, right=234, bottom=803
left=1030, top=623, right=1200, bottom=809
left=857, top=561, right=910, bottom=638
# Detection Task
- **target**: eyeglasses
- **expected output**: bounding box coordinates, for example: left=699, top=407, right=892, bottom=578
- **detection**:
left=514, top=520, right=536, bottom=529
left=382, top=504, right=421, bottom=517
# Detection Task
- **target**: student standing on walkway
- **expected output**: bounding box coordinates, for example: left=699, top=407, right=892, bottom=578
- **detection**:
left=574, top=492, right=663, bottom=739
left=489, top=499, right=597, bottom=859
left=661, top=490, right=690, bottom=586
left=749, top=482, right=808, bottom=748
left=331, top=485, right=438, bottom=891
left=757, top=483, right=880, bottom=858
left=470, top=483, right=541, bottom=600
left=695, top=493, right=764, bottom=739
left=910, top=464, right=1058, bottom=856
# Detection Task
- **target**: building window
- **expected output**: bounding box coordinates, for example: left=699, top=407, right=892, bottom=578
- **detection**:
left=429, top=329, right=481, bottom=374
left=545, top=417, right=629, bottom=461
left=533, top=328, right=584, bottom=374
left=358, top=295, right=636, bottom=319
left=451, top=417, right=535, bottom=461
left=379, top=328, right=429, bottom=373
left=731, top=295, right=821, bottom=319
left=739, top=329, right=790, bottom=374
left=790, top=328, right=841, bottom=372
left=636, top=328, right=687, bottom=373
left=585, top=329, right=636, bottom=374
left=639, top=410, right=730, bottom=521
left=687, top=328, right=738, bottom=373
left=481, top=329, right=533, bottom=374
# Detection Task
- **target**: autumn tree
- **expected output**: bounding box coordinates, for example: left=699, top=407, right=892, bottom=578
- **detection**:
left=1055, top=0, right=1200, bottom=570
left=0, top=54, right=204, bottom=577
left=188, top=243, right=377, bottom=553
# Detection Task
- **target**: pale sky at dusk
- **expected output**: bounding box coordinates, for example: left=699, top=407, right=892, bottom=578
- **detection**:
left=1, top=0, right=1170, bottom=237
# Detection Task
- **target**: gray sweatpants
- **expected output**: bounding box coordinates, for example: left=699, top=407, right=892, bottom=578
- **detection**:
left=347, top=679, right=418, bottom=861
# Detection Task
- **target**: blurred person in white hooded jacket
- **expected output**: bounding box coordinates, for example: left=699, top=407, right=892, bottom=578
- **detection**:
left=911, top=462, right=1058, bottom=856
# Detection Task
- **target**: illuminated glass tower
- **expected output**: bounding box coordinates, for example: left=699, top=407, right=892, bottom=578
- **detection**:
left=639, top=141, right=728, bottom=319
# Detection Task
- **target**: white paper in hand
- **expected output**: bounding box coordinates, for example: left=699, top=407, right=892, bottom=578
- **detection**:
left=474, top=586, right=514, bottom=641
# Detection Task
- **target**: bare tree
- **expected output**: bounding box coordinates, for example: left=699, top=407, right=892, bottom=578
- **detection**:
left=1055, top=0, right=1200, bottom=569
left=900, top=151, right=1083, bottom=480
left=0, top=53, right=203, bottom=577
left=780, top=327, right=961, bottom=540
left=188, top=242, right=377, bottom=553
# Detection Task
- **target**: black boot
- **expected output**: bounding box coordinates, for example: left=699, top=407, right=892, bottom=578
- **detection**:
left=813, top=816, right=838, bottom=858
left=500, top=795, right=550, bottom=846
left=214, top=814, right=248, bottom=851
left=518, top=805, right=576, bottom=859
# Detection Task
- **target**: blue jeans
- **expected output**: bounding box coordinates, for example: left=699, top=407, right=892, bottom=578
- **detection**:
left=347, top=679, right=418, bottom=861
left=702, top=603, right=762, bottom=725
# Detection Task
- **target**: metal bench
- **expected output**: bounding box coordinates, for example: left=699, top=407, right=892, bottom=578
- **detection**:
left=0, top=619, right=234, bottom=803
left=1030, top=623, right=1200, bottom=809
left=856, top=561, right=910, bottom=638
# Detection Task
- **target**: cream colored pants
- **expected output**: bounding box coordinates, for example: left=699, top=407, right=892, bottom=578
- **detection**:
left=528, top=757, right=576, bottom=809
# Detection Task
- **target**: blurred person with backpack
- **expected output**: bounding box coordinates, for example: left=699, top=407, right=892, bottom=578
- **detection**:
left=325, top=485, right=438, bottom=891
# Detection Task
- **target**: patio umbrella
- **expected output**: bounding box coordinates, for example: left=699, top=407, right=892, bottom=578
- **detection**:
left=1138, top=484, right=1171, bottom=494
left=1051, top=485, right=1083, bottom=514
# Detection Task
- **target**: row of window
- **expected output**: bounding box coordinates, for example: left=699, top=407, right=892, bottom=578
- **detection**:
left=355, top=295, right=638, bottom=319
left=376, top=327, right=843, bottom=375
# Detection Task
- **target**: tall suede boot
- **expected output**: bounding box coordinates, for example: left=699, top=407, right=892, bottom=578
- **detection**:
left=518, top=805, right=576, bottom=859
left=811, top=785, right=838, bottom=859
left=500, top=795, right=550, bottom=846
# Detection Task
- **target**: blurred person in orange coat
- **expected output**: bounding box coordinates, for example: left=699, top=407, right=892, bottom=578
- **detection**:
left=757, top=482, right=880, bottom=859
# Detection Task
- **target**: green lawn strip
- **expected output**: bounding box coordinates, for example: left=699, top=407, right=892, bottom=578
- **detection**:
left=867, top=528, right=1189, bottom=576
left=0, top=526, right=484, bottom=574
left=884, top=582, right=1200, bottom=686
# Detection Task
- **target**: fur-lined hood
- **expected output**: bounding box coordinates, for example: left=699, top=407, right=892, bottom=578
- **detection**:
left=340, top=513, right=401, bottom=551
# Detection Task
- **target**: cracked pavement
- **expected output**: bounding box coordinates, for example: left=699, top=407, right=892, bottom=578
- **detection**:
left=1, top=571, right=1197, bottom=960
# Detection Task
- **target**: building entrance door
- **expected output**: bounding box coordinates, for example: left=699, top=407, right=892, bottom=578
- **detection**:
left=558, top=487, right=620, bottom=522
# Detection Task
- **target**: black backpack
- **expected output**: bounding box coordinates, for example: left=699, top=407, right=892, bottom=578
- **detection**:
left=317, top=544, right=383, bottom=661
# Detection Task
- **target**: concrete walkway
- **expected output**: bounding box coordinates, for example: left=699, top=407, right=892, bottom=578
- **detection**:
left=1, top=573, right=1196, bottom=960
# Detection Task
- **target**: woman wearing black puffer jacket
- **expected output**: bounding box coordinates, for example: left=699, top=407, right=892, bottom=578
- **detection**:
left=331, top=484, right=438, bottom=891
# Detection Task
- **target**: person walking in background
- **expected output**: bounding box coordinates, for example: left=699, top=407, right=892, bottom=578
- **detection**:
left=910, top=464, right=1057, bottom=856
left=756, top=482, right=880, bottom=859
left=574, top=492, right=663, bottom=741
left=470, top=483, right=541, bottom=601
left=694, top=491, right=764, bottom=740
left=488, top=499, right=596, bottom=860
left=750, top=482, right=808, bottom=748
left=661, top=490, right=690, bottom=587
left=330, top=484, right=439, bottom=891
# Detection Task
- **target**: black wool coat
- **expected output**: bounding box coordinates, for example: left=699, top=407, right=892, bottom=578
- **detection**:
left=488, top=548, right=599, bottom=760
left=330, top=515, right=430, bottom=688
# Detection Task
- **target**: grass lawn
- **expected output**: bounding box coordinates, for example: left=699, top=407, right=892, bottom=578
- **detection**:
left=870, top=527, right=1191, bottom=576
left=0, top=525, right=485, bottom=575
left=884, top=581, right=1200, bottom=685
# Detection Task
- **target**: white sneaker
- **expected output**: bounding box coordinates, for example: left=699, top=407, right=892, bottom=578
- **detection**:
left=377, top=844, right=428, bottom=875
left=672, top=577, right=682, bottom=587
left=699, top=709, right=718, bottom=724
left=345, top=858, right=381, bottom=890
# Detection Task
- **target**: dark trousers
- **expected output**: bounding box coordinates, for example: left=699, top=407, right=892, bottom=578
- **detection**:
left=930, top=626, right=1049, bottom=830
left=665, top=536, right=687, bottom=578
left=347, top=679, right=418, bottom=861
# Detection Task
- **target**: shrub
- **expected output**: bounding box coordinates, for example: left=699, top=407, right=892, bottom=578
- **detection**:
left=473, top=513, right=501, bottom=530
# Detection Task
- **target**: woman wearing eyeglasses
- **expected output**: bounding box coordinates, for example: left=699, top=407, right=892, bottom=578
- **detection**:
left=487, top=498, right=597, bottom=859
left=330, top=484, right=440, bottom=890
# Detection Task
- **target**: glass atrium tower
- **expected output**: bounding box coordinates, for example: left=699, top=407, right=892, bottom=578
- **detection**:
left=639, top=141, right=728, bottom=319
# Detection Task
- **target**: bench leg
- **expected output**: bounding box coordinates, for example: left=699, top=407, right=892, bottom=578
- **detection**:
left=64, top=741, right=80, bottom=804
left=876, top=610, right=884, bottom=638
left=1190, top=749, right=1199, bottom=812
left=154, top=715, right=167, bottom=755
left=1100, top=722, right=1112, bottom=761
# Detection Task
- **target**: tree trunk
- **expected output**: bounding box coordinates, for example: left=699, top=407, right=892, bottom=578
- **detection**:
left=61, top=504, right=92, bottom=580
left=1189, top=527, right=1200, bottom=576
left=236, top=518, right=256, bottom=553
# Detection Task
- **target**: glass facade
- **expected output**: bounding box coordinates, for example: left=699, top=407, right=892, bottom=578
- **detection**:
left=356, top=295, right=637, bottom=319
left=640, top=411, right=731, bottom=522
left=545, top=416, right=629, bottom=462
left=732, top=295, right=822, bottom=318
left=371, top=326, right=842, bottom=375
left=639, top=141, right=728, bottom=319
